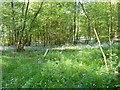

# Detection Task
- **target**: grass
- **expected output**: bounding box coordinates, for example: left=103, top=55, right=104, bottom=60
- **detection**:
left=1, top=43, right=120, bottom=88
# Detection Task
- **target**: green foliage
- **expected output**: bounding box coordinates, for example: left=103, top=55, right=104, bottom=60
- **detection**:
left=1, top=1, right=119, bottom=88
left=2, top=44, right=120, bottom=88
left=1, top=2, right=118, bottom=46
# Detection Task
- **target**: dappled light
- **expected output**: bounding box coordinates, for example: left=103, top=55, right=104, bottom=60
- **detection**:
left=1, top=1, right=120, bottom=89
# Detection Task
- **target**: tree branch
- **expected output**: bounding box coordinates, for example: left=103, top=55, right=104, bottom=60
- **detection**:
left=29, top=2, right=44, bottom=32
left=22, top=0, right=29, bottom=32
left=78, top=1, right=108, bottom=71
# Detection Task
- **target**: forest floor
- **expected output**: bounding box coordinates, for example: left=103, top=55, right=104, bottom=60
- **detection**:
left=1, top=43, right=120, bottom=88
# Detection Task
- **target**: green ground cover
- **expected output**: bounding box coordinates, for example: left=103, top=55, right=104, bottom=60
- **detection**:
left=1, top=43, right=120, bottom=88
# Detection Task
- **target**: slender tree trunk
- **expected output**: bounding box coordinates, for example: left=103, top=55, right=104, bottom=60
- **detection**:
left=11, top=1, right=16, bottom=45
left=108, top=29, right=113, bottom=60
left=8, top=26, right=11, bottom=46
left=43, top=28, right=46, bottom=47
left=79, top=1, right=108, bottom=71
left=118, top=2, right=120, bottom=33
left=108, top=1, right=113, bottom=59
left=45, top=20, right=48, bottom=46
left=73, top=1, right=77, bottom=45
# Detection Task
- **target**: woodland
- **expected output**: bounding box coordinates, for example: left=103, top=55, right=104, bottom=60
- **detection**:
left=0, top=0, right=120, bottom=88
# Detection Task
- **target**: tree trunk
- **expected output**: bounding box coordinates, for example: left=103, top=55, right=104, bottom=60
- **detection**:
left=16, top=0, right=29, bottom=51
left=108, top=1, right=113, bottom=59
left=79, top=2, right=108, bottom=71
left=73, top=1, right=77, bottom=45
left=25, top=2, right=43, bottom=47
left=11, top=1, right=16, bottom=46
left=16, top=40, right=25, bottom=51
left=118, top=2, right=120, bottom=33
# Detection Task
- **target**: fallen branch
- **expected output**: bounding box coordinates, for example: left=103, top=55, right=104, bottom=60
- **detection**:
left=38, top=49, right=49, bottom=64
left=43, top=49, right=49, bottom=58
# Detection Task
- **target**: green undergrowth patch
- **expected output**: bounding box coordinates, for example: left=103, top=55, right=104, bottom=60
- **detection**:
left=1, top=43, right=120, bottom=88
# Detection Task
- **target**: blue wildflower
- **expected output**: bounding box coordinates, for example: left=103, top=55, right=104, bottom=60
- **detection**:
left=78, top=71, right=82, bottom=73
left=50, top=81, right=52, bottom=83
left=80, top=80, right=82, bottom=82
left=64, top=82, right=67, bottom=84
left=54, top=68, right=57, bottom=70
left=2, top=81, right=5, bottom=83
left=5, top=84, right=9, bottom=86
left=19, top=84, right=22, bottom=86
left=38, top=61, right=42, bottom=64
left=60, top=75, right=63, bottom=77
left=78, top=84, right=82, bottom=87
left=22, top=76, right=25, bottom=79
left=8, top=80, right=11, bottom=82
left=74, top=65, right=76, bottom=67
left=48, top=69, right=52, bottom=71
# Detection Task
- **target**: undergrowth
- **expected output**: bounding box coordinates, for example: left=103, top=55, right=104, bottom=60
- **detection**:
left=1, top=43, right=120, bottom=88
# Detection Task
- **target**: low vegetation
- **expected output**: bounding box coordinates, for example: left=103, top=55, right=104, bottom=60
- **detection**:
left=1, top=43, right=120, bottom=88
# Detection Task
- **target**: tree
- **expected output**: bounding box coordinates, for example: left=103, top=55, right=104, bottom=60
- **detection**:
left=78, top=1, right=108, bottom=71
left=1, top=1, right=118, bottom=54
